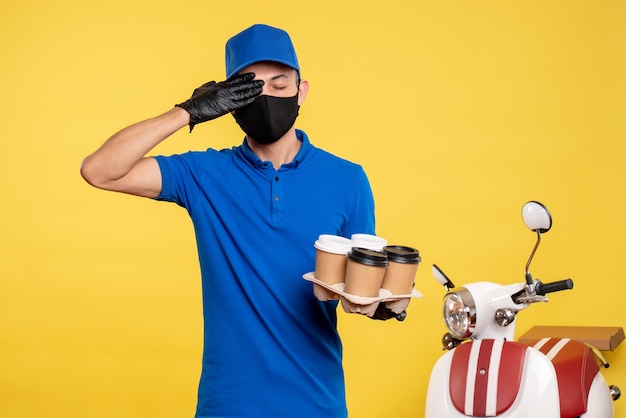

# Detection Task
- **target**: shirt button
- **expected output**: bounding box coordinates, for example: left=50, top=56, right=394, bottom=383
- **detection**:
left=274, top=176, right=279, bottom=181
left=274, top=196, right=280, bottom=201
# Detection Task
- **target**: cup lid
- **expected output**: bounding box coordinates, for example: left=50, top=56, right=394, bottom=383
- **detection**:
left=314, top=234, right=353, bottom=254
left=347, top=247, right=389, bottom=267
left=350, top=233, right=388, bottom=251
left=383, top=245, right=421, bottom=264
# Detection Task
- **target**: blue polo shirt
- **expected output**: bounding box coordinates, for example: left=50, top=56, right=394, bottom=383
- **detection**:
left=155, top=129, right=375, bottom=418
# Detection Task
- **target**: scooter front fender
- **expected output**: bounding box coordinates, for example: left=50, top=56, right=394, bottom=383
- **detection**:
left=425, top=342, right=561, bottom=417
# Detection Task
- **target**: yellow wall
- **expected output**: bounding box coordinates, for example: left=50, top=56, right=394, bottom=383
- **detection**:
left=1, top=1, right=624, bottom=417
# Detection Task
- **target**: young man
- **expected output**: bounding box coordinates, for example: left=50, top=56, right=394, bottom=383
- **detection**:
left=81, top=24, right=376, bottom=417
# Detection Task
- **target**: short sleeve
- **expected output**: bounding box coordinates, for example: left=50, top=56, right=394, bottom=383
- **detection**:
left=153, top=153, right=202, bottom=209
left=342, top=166, right=376, bottom=237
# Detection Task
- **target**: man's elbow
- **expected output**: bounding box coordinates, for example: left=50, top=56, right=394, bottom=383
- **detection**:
left=80, top=158, right=112, bottom=191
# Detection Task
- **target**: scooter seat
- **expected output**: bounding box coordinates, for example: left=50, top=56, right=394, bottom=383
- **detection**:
left=525, top=337, right=600, bottom=418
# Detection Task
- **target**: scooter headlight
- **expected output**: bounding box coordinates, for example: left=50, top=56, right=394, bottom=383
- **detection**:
left=442, top=287, right=476, bottom=339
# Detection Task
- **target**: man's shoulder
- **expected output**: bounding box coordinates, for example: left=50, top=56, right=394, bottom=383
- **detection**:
left=308, top=146, right=364, bottom=171
left=158, top=146, right=236, bottom=163
left=155, top=147, right=243, bottom=179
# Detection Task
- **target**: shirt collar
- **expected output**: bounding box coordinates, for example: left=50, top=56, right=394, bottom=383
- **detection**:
left=239, top=129, right=312, bottom=169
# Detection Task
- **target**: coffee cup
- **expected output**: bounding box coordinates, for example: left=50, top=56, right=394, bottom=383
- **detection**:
left=381, top=245, right=421, bottom=295
left=343, top=247, right=389, bottom=297
left=350, top=234, right=388, bottom=251
left=314, top=235, right=353, bottom=285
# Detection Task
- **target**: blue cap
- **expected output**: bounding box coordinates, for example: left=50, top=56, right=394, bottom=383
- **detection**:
left=225, top=24, right=300, bottom=79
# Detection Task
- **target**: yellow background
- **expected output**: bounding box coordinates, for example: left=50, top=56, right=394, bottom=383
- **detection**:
left=1, top=1, right=625, bottom=417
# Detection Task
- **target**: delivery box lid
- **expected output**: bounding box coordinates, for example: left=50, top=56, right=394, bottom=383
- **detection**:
left=518, top=326, right=624, bottom=351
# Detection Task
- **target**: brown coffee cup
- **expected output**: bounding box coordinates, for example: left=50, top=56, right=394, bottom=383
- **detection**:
left=343, top=247, right=389, bottom=297
left=381, top=245, right=421, bottom=295
left=314, top=235, right=353, bottom=285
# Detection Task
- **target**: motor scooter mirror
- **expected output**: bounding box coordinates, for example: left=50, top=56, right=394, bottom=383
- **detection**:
left=522, top=201, right=552, bottom=285
left=432, top=264, right=455, bottom=290
left=522, top=201, right=552, bottom=233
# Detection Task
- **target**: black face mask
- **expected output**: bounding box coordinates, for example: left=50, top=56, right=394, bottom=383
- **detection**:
left=233, top=93, right=299, bottom=144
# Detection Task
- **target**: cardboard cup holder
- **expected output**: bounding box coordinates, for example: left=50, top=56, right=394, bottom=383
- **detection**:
left=303, top=272, right=422, bottom=317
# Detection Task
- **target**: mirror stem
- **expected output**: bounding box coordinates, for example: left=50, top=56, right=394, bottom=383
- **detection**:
left=525, top=230, right=542, bottom=285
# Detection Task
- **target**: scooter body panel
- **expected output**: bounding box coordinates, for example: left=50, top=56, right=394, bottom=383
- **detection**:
left=581, top=373, right=614, bottom=418
left=526, top=337, right=612, bottom=418
left=426, top=342, right=561, bottom=417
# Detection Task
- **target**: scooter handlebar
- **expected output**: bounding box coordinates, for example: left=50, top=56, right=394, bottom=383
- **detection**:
left=535, top=279, right=574, bottom=295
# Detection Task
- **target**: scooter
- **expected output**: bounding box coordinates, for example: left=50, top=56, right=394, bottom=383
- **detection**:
left=425, top=201, right=621, bottom=417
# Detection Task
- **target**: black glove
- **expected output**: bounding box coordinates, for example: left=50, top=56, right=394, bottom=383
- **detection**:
left=371, top=303, right=407, bottom=321
left=176, top=73, right=264, bottom=132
